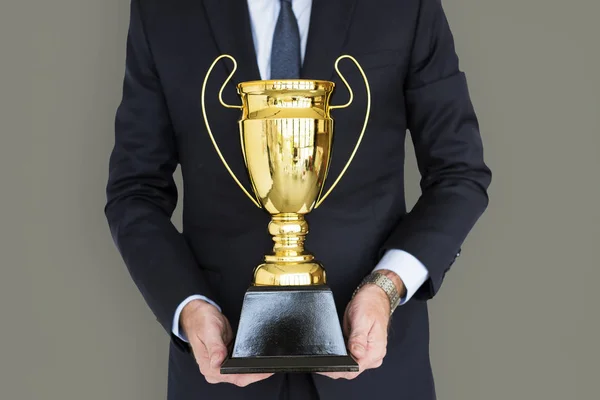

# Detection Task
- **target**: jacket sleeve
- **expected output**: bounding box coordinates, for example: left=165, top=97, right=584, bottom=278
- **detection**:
left=380, top=0, right=492, bottom=300
left=105, top=0, right=215, bottom=339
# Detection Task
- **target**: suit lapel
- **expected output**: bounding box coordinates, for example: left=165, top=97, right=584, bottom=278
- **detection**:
left=302, top=0, right=357, bottom=80
left=202, top=0, right=261, bottom=83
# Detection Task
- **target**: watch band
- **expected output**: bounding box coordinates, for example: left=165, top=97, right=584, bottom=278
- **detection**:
left=353, top=272, right=401, bottom=315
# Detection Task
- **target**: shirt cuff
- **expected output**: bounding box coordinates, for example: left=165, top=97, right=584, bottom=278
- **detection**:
left=373, top=249, right=429, bottom=305
left=172, top=295, right=222, bottom=342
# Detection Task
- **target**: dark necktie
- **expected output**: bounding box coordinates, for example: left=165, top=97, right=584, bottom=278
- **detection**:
left=270, top=0, right=301, bottom=79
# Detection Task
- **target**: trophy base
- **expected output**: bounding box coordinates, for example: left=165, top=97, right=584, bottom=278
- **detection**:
left=221, top=355, right=357, bottom=374
left=221, top=285, right=358, bottom=374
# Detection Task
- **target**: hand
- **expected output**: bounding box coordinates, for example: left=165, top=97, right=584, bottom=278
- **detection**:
left=319, top=270, right=404, bottom=380
left=181, top=300, right=273, bottom=387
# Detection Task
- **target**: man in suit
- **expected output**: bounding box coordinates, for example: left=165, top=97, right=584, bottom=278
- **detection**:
left=105, top=0, right=491, bottom=398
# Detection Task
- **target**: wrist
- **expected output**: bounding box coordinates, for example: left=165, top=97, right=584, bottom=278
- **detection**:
left=354, top=270, right=406, bottom=315
left=357, top=284, right=391, bottom=311
left=375, top=269, right=407, bottom=299
left=180, top=299, right=219, bottom=332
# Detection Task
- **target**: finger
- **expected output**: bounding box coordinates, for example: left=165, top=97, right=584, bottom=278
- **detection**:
left=202, top=334, right=228, bottom=369
left=342, top=304, right=352, bottom=337
left=209, top=346, right=228, bottom=369
left=191, top=336, right=210, bottom=364
left=195, top=352, right=216, bottom=379
left=203, top=372, right=272, bottom=386
left=363, top=322, right=388, bottom=367
left=189, top=334, right=214, bottom=378
left=317, top=361, right=364, bottom=380
left=317, top=371, right=362, bottom=380
left=188, top=319, right=234, bottom=383
left=203, top=373, right=237, bottom=385
left=222, top=318, right=234, bottom=346
left=365, top=342, right=387, bottom=366
left=347, top=315, right=371, bottom=360
left=231, top=373, right=274, bottom=387
left=205, top=374, right=227, bottom=385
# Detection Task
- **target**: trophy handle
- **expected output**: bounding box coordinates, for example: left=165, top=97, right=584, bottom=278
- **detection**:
left=201, top=54, right=261, bottom=208
left=315, top=55, right=371, bottom=209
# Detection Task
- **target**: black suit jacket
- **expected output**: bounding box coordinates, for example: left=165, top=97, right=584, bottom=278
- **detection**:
left=105, top=0, right=491, bottom=399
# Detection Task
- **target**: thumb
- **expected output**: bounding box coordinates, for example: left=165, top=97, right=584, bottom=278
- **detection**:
left=347, top=314, right=370, bottom=360
left=205, top=337, right=228, bottom=369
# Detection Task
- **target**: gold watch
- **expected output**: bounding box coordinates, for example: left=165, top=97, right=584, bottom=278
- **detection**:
left=353, top=272, right=402, bottom=315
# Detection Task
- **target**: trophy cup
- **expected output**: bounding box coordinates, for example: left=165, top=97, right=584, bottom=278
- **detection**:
left=201, top=55, right=370, bottom=373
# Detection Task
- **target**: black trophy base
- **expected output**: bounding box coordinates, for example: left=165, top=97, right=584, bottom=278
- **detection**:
left=221, top=355, right=357, bottom=374
left=221, top=285, right=358, bottom=374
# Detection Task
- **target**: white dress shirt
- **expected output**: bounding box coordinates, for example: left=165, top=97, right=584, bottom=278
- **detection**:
left=172, top=0, right=429, bottom=341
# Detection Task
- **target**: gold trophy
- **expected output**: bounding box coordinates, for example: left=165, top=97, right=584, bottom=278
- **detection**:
left=201, top=55, right=370, bottom=373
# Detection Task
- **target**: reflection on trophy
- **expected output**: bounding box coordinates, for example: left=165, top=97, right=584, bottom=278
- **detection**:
left=201, top=55, right=371, bottom=373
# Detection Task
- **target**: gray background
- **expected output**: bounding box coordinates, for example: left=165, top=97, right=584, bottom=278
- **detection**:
left=2, top=0, right=598, bottom=399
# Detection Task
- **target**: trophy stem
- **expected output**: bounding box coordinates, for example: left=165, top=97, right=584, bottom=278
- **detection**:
left=253, top=213, right=326, bottom=286
left=267, top=213, right=312, bottom=262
